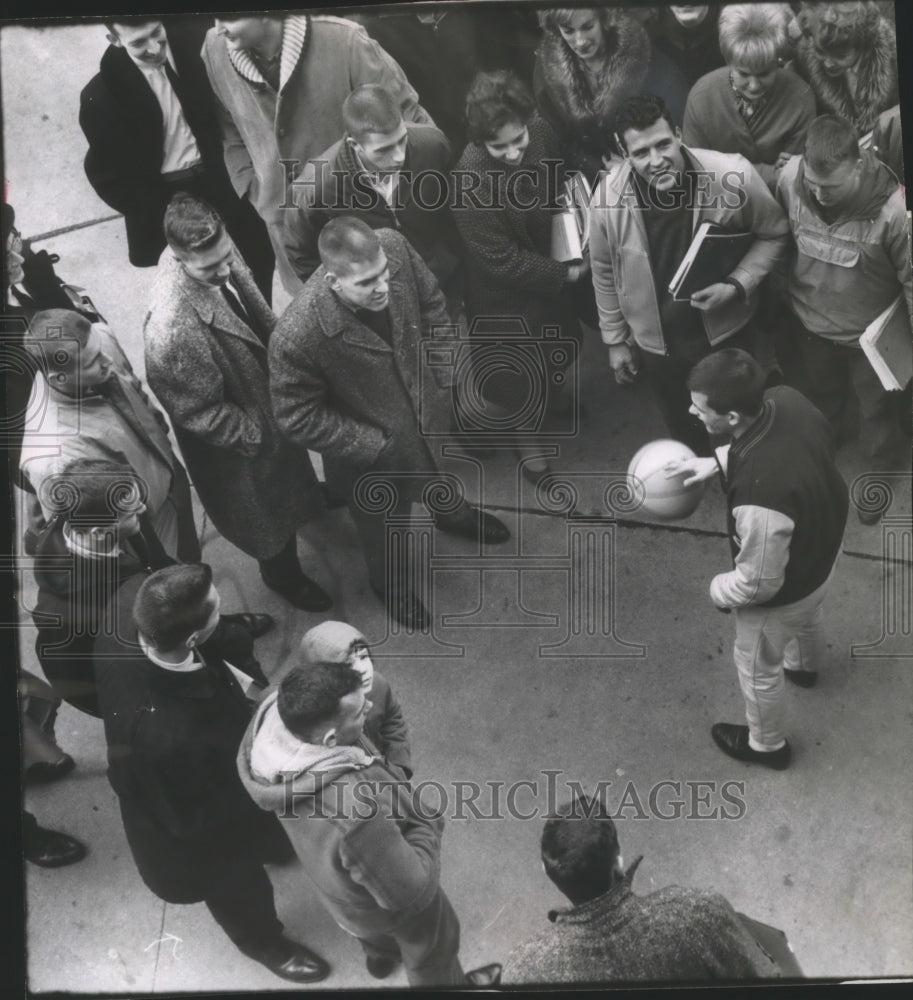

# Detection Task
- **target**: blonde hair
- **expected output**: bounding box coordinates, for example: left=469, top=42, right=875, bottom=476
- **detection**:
left=718, top=3, right=791, bottom=71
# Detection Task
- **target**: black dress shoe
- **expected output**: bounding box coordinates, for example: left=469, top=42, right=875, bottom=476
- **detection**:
left=250, top=936, right=330, bottom=984
left=25, top=754, right=75, bottom=785
left=711, top=723, right=791, bottom=770
left=262, top=574, right=333, bottom=612
left=25, top=825, right=87, bottom=868
left=784, top=668, right=818, bottom=688
left=436, top=506, right=510, bottom=545
left=370, top=583, right=429, bottom=631
left=221, top=612, right=275, bottom=639
left=366, top=955, right=399, bottom=979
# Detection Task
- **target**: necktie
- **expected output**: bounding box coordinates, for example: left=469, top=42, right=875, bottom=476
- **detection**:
left=128, top=512, right=173, bottom=571
left=221, top=283, right=252, bottom=327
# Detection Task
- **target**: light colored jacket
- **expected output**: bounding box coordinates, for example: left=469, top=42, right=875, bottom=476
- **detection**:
left=589, top=147, right=789, bottom=355
left=775, top=152, right=913, bottom=343
left=201, top=14, right=431, bottom=291
left=20, top=327, right=178, bottom=548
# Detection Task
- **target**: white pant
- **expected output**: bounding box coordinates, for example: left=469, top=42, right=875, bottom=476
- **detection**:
left=732, top=565, right=836, bottom=750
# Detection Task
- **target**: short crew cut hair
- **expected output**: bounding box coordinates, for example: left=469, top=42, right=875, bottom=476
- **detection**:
left=718, top=3, right=790, bottom=71
left=687, top=348, right=766, bottom=417
left=541, top=796, right=621, bottom=903
left=614, top=94, right=676, bottom=152
left=464, top=70, right=535, bottom=145
left=133, top=563, right=214, bottom=652
left=164, top=192, right=225, bottom=253
left=803, top=115, right=860, bottom=173
left=42, top=458, right=146, bottom=525
left=105, top=17, right=161, bottom=34
left=343, top=85, right=403, bottom=143
left=317, top=216, right=382, bottom=277
left=277, top=661, right=363, bottom=741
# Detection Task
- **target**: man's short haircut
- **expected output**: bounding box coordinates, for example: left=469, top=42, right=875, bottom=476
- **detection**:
left=687, top=348, right=766, bottom=417
left=343, top=85, right=404, bottom=143
left=317, top=216, right=382, bottom=277
left=25, top=309, right=93, bottom=376
left=277, top=661, right=363, bottom=741
left=718, top=3, right=790, bottom=71
left=803, top=115, right=860, bottom=173
left=105, top=17, right=160, bottom=35
left=42, top=458, right=146, bottom=525
left=541, top=796, right=621, bottom=903
left=132, top=563, right=214, bottom=651
left=614, top=94, right=676, bottom=152
left=164, top=193, right=225, bottom=254
left=464, top=70, right=536, bottom=145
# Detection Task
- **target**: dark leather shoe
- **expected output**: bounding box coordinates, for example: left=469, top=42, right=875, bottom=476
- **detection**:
left=436, top=506, right=510, bottom=544
left=222, top=612, right=275, bottom=639
left=25, top=754, right=75, bottom=785
left=784, top=668, right=818, bottom=688
left=251, top=936, right=330, bottom=984
left=366, top=955, right=398, bottom=979
left=262, top=574, right=333, bottom=612
left=370, top=583, right=429, bottom=631
left=25, top=826, right=87, bottom=868
left=711, top=723, right=791, bottom=770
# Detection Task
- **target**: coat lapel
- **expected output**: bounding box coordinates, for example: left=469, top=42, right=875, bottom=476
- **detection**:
left=172, top=258, right=268, bottom=354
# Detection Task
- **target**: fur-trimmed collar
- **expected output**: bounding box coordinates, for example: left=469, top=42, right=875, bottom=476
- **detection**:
left=797, top=17, right=897, bottom=135
left=537, top=15, right=650, bottom=129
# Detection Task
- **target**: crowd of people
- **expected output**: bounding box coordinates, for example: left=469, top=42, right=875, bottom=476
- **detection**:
left=7, top=3, right=910, bottom=988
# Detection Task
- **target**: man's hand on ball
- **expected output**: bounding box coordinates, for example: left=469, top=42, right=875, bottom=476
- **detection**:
left=608, top=343, right=639, bottom=384
left=690, top=282, right=737, bottom=311
left=664, top=456, right=717, bottom=486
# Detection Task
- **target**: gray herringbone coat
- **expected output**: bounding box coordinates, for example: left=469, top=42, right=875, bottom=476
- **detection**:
left=144, top=249, right=322, bottom=559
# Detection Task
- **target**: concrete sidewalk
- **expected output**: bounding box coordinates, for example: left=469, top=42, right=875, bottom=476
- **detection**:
left=5, top=18, right=913, bottom=993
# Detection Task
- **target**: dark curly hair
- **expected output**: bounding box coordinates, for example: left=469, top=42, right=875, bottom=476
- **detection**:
left=464, top=70, right=536, bottom=144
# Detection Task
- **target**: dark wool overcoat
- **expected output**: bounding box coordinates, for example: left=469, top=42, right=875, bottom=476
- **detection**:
left=452, top=117, right=583, bottom=409
left=93, top=573, right=290, bottom=903
left=144, top=249, right=323, bottom=560
left=269, top=228, right=451, bottom=500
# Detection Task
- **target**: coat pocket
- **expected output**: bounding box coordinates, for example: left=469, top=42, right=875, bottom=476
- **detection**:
left=796, top=232, right=860, bottom=268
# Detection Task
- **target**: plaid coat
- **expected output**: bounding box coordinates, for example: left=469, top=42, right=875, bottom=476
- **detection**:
left=144, top=249, right=323, bottom=559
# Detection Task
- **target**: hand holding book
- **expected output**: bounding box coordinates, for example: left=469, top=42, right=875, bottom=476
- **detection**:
left=689, top=282, right=739, bottom=311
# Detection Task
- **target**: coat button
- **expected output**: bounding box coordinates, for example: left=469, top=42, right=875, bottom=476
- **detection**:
left=277, top=127, right=285, bottom=138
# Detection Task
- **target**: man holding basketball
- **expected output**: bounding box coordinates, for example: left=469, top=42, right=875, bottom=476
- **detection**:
left=670, top=350, right=848, bottom=769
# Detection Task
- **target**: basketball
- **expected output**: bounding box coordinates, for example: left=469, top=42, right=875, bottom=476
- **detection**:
left=627, top=439, right=706, bottom=520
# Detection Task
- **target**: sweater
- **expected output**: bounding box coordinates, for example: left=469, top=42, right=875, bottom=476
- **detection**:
left=683, top=67, right=817, bottom=189
left=711, top=386, right=848, bottom=610
left=502, top=856, right=780, bottom=984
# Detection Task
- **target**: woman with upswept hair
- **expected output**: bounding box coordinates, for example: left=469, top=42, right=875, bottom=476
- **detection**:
left=533, top=6, right=688, bottom=182
left=683, top=4, right=817, bottom=189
